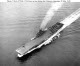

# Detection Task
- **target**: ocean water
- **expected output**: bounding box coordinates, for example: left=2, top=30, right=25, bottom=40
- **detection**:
left=0, top=2, right=80, bottom=66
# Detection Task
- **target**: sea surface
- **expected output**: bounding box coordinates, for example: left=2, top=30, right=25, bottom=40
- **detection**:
left=0, top=2, right=80, bottom=66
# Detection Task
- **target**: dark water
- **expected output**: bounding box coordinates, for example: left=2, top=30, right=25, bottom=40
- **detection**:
left=0, top=2, right=80, bottom=66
